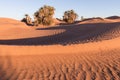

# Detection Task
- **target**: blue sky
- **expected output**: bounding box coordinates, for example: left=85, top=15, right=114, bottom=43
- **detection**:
left=0, top=0, right=120, bottom=20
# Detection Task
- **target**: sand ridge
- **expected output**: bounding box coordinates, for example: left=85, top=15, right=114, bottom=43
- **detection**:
left=0, top=21, right=120, bottom=45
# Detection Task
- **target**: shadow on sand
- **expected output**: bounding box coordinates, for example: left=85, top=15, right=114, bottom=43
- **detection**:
left=0, top=22, right=120, bottom=46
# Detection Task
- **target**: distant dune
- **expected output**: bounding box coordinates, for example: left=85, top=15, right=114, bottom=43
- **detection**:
left=79, top=17, right=120, bottom=24
left=0, top=17, right=120, bottom=80
left=106, top=16, right=120, bottom=19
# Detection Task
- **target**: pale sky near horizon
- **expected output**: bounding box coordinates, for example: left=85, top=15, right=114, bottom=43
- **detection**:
left=0, top=0, right=120, bottom=20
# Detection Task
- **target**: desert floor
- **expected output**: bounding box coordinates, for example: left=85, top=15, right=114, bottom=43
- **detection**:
left=0, top=18, right=120, bottom=80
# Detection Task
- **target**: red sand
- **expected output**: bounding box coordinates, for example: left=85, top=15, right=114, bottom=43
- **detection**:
left=0, top=18, right=120, bottom=80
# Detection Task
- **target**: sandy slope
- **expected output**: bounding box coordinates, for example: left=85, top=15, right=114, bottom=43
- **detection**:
left=0, top=18, right=65, bottom=39
left=79, top=17, right=120, bottom=24
left=0, top=18, right=120, bottom=80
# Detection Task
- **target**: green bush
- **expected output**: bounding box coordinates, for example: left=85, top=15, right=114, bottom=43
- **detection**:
left=21, top=14, right=32, bottom=25
left=34, top=5, right=55, bottom=26
left=63, top=10, right=78, bottom=23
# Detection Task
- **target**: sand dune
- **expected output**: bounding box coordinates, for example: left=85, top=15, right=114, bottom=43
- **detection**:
left=106, top=16, right=120, bottom=19
left=0, top=18, right=65, bottom=39
left=79, top=17, right=120, bottom=24
left=0, top=22, right=120, bottom=45
left=0, top=18, right=120, bottom=80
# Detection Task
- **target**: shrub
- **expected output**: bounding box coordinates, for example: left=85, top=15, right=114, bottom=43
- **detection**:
left=34, top=5, right=55, bottom=26
left=63, top=10, right=78, bottom=23
left=21, top=14, right=32, bottom=25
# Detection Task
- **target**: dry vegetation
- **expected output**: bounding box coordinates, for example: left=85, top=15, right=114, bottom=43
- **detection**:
left=0, top=18, right=120, bottom=80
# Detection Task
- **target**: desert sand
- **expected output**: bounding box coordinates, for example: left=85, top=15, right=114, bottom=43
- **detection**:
left=0, top=18, right=120, bottom=80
